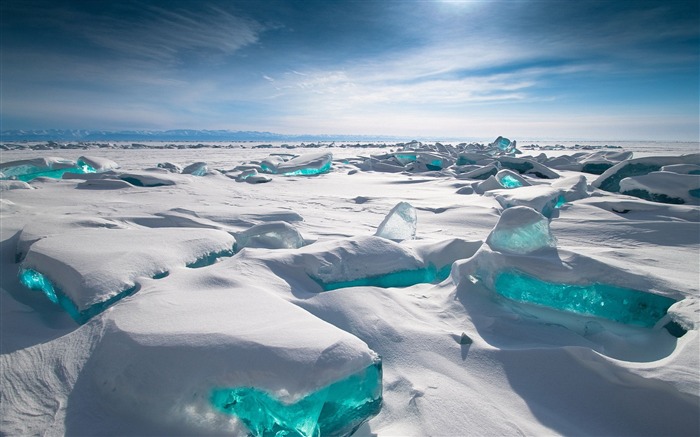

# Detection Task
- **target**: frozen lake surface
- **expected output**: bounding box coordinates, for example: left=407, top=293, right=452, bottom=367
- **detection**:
left=1, top=139, right=698, bottom=436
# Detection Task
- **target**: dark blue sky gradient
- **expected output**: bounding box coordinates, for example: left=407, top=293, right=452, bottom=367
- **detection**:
left=1, top=0, right=698, bottom=140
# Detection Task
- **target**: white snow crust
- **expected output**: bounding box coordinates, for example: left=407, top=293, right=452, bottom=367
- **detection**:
left=1, top=140, right=698, bottom=436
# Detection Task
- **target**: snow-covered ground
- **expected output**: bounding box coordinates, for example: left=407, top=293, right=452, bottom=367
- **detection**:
left=1, top=140, right=699, bottom=436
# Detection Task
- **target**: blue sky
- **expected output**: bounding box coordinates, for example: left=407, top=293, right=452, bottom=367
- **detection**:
left=1, top=0, right=698, bottom=140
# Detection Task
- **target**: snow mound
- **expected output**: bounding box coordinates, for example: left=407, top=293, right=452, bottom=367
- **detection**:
left=90, top=274, right=381, bottom=435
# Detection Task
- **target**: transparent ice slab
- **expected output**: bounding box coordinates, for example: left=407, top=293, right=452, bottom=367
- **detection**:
left=375, top=202, right=417, bottom=241
left=494, top=269, right=677, bottom=328
left=211, top=359, right=382, bottom=437
left=317, top=264, right=451, bottom=291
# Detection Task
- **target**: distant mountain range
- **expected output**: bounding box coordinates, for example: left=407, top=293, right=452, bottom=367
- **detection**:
left=0, top=129, right=403, bottom=142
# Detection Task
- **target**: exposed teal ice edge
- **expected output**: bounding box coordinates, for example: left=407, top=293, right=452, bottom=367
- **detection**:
left=211, top=359, right=382, bottom=437
left=5, top=160, right=97, bottom=182
left=185, top=247, right=236, bottom=268
left=498, top=174, right=523, bottom=188
left=493, top=269, right=678, bottom=328
left=18, top=268, right=138, bottom=324
left=317, top=264, right=451, bottom=291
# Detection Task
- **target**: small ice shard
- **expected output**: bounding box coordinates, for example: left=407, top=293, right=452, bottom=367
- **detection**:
left=277, top=152, right=333, bottom=176
left=494, top=269, right=677, bottom=328
left=182, top=162, right=208, bottom=176
left=211, top=359, right=382, bottom=437
left=486, top=206, right=556, bottom=254
left=234, top=222, right=304, bottom=250
left=458, top=332, right=473, bottom=345
left=375, top=202, right=417, bottom=241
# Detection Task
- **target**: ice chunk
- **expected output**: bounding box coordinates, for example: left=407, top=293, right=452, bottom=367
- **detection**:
left=593, top=154, right=700, bottom=193
left=496, top=169, right=530, bottom=188
left=486, top=206, right=556, bottom=254
left=211, top=359, right=382, bottom=437
left=660, top=164, right=700, bottom=175
left=182, top=161, right=208, bottom=176
left=489, top=136, right=517, bottom=154
left=456, top=163, right=499, bottom=180
left=497, top=156, right=559, bottom=179
left=262, top=153, right=333, bottom=176
left=0, top=157, right=94, bottom=181
left=474, top=176, right=506, bottom=194
left=19, top=228, right=236, bottom=323
left=494, top=269, right=677, bottom=328
left=157, top=162, right=182, bottom=173
left=375, top=202, right=417, bottom=241
left=235, top=222, right=304, bottom=250
left=619, top=172, right=700, bottom=204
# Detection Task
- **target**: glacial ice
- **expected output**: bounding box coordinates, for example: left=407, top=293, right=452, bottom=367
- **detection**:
left=211, top=359, right=382, bottom=437
left=375, top=202, right=417, bottom=241
left=494, top=270, right=677, bottom=328
left=486, top=206, right=556, bottom=254
left=234, top=222, right=305, bottom=250
left=119, top=172, right=178, bottom=187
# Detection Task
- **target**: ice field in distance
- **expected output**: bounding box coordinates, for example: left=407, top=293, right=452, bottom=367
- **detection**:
left=1, top=137, right=699, bottom=436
